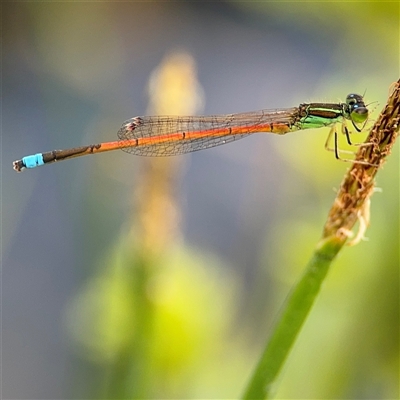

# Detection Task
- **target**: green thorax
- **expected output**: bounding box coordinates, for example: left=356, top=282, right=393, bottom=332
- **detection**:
left=295, top=103, right=346, bottom=130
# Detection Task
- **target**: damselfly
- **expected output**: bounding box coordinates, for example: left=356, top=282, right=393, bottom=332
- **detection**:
left=13, top=93, right=369, bottom=172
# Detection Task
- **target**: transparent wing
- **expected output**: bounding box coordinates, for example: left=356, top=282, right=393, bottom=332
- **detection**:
left=117, top=108, right=297, bottom=156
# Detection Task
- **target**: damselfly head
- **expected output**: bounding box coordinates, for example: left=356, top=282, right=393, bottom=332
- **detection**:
left=346, top=93, right=369, bottom=125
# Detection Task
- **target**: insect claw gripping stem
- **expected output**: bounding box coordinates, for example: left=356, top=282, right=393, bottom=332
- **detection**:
left=323, top=79, right=400, bottom=240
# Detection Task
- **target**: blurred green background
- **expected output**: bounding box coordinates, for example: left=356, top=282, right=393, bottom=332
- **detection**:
left=3, top=2, right=399, bottom=399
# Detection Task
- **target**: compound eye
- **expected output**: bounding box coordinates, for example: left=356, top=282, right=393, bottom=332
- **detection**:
left=346, top=93, right=358, bottom=106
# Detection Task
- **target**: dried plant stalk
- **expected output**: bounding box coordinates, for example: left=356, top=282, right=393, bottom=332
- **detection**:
left=323, top=79, right=400, bottom=242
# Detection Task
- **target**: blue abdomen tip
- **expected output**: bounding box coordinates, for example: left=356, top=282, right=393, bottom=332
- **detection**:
left=22, top=154, right=45, bottom=169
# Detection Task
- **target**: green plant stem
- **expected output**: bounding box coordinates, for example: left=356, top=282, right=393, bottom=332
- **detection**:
left=242, top=237, right=344, bottom=400
left=242, top=79, right=400, bottom=400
